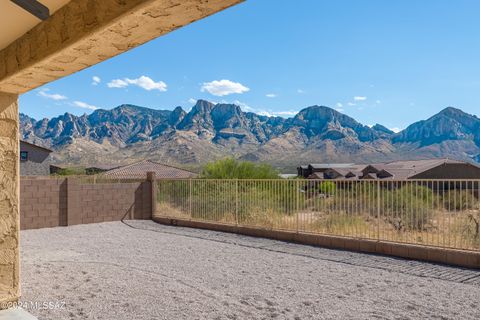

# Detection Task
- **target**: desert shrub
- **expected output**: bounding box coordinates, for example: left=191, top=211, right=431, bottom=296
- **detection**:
left=200, top=158, right=279, bottom=179
left=156, top=180, right=235, bottom=222
left=158, top=176, right=304, bottom=223
left=313, top=213, right=369, bottom=235
left=318, top=181, right=336, bottom=195
left=443, top=190, right=478, bottom=211
left=327, top=183, right=435, bottom=230
left=322, top=182, right=378, bottom=215
left=384, top=185, right=434, bottom=231
left=53, top=167, right=86, bottom=176
left=451, top=213, right=480, bottom=249
left=237, top=180, right=303, bottom=218
left=157, top=180, right=190, bottom=211
left=190, top=180, right=236, bottom=221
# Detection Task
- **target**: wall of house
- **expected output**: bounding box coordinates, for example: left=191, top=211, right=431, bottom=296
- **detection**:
left=20, top=177, right=152, bottom=230
left=19, top=142, right=51, bottom=176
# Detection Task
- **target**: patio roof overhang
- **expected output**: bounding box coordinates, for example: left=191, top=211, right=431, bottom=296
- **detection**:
left=0, top=0, right=243, bottom=94
left=0, top=0, right=243, bottom=311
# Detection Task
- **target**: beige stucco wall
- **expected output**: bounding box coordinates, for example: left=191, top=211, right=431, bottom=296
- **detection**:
left=0, top=93, right=19, bottom=307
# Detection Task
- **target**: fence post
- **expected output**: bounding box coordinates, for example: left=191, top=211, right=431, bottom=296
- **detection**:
left=147, top=172, right=156, bottom=219
left=235, top=179, right=239, bottom=226
left=377, top=180, right=381, bottom=241
left=296, top=179, right=299, bottom=233
left=189, top=179, right=192, bottom=220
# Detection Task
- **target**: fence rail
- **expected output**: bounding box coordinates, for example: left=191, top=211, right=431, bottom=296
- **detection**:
left=155, top=179, right=480, bottom=251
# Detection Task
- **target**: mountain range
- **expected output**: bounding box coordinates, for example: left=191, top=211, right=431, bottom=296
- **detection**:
left=20, top=100, right=480, bottom=171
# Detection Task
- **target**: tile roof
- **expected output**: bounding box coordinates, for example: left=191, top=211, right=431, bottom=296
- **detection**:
left=308, top=172, right=325, bottom=179
left=302, top=158, right=480, bottom=180
left=309, top=163, right=355, bottom=169
left=101, top=160, right=197, bottom=179
left=367, top=159, right=471, bottom=179
left=20, top=140, right=53, bottom=153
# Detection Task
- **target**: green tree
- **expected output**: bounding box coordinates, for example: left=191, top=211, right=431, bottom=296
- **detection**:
left=200, top=158, right=279, bottom=179
left=53, top=167, right=86, bottom=176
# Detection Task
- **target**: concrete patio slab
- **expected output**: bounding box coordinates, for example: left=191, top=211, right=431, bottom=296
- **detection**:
left=20, top=220, right=480, bottom=320
left=0, top=308, right=37, bottom=320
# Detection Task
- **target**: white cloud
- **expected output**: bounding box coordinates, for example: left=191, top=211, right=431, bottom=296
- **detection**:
left=266, top=93, right=277, bottom=98
left=273, top=111, right=298, bottom=116
left=201, top=79, right=249, bottom=96
left=335, top=108, right=344, bottom=112
left=230, top=100, right=297, bottom=118
left=107, top=79, right=128, bottom=88
left=354, top=96, right=367, bottom=101
left=37, top=88, right=67, bottom=101
left=92, top=76, right=101, bottom=86
left=347, top=102, right=356, bottom=106
left=336, top=102, right=343, bottom=108
left=297, top=89, right=305, bottom=94
left=107, top=76, right=167, bottom=91
left=231, top=100, right=254, bottom=112
left=257, top=110, right=298, bottom=117
left=72, top=101, right=98, bottom=110
left=390, top=127, right=401, bottom=133
left=188, top=98, right=197, bottom=104
left=376, top=100, right=381, bottom=104
left=257, top=111, right=273, bottom=117
left=126, top=76, right=167, bottom=91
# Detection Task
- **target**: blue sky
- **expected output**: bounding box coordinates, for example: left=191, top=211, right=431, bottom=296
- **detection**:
left=20, top=0, right=480, bottom=132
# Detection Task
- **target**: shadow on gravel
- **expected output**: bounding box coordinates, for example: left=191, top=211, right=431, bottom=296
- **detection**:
left=122, top=220, right=480, bottom=286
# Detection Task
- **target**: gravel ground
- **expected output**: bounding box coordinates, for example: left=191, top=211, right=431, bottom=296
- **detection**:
left=20, top=220, right=480, bottom=320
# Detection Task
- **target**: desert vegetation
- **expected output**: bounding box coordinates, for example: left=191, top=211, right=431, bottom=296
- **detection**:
left=200, top=158, right=280, bottom=179
left=156, top=171, right=480, bottom=250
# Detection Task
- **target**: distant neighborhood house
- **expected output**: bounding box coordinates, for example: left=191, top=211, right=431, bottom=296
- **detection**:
left=298, top=159, right=480, bottom=180
left=100, top=160, right=198, bottom=179
left=20, top=140, right=53, bottom=176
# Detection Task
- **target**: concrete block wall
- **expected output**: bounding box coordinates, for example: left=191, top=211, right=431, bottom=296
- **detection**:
left=20, top=177, right=152, bottom=230
left=20, top=178, right=66, bottom=230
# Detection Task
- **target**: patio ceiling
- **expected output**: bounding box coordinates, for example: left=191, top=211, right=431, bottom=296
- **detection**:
left=0, top=0, right=71, bottom=51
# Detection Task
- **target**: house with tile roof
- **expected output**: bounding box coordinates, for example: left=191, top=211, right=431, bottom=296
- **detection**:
left=298, top=159, right=480, bottom=180
left=100, top=160, right=198, bottom=180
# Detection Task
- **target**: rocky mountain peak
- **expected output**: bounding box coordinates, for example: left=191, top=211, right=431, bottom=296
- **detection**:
left=372, top=124, right=394, bottom=134
left=437, top=106, right=468, bottom=117
left=19, top=102, right=480, bottom=168
left=291, top=105, right=380, bottom=142
left=393, top=106, right=480, bottom=146
left=191, top=99, right=215, bottom=113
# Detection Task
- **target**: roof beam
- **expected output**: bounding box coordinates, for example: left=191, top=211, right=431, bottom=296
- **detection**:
left=0, top=0, right=243, bottom=94
left=11, top=0, right=50, bottom=21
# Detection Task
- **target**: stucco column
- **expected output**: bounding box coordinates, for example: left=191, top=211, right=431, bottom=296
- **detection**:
left=0, top=92, right=19, bottom=309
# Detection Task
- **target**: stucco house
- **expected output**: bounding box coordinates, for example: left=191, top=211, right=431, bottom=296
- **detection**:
left=20, top=140, right=53, bottom=176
